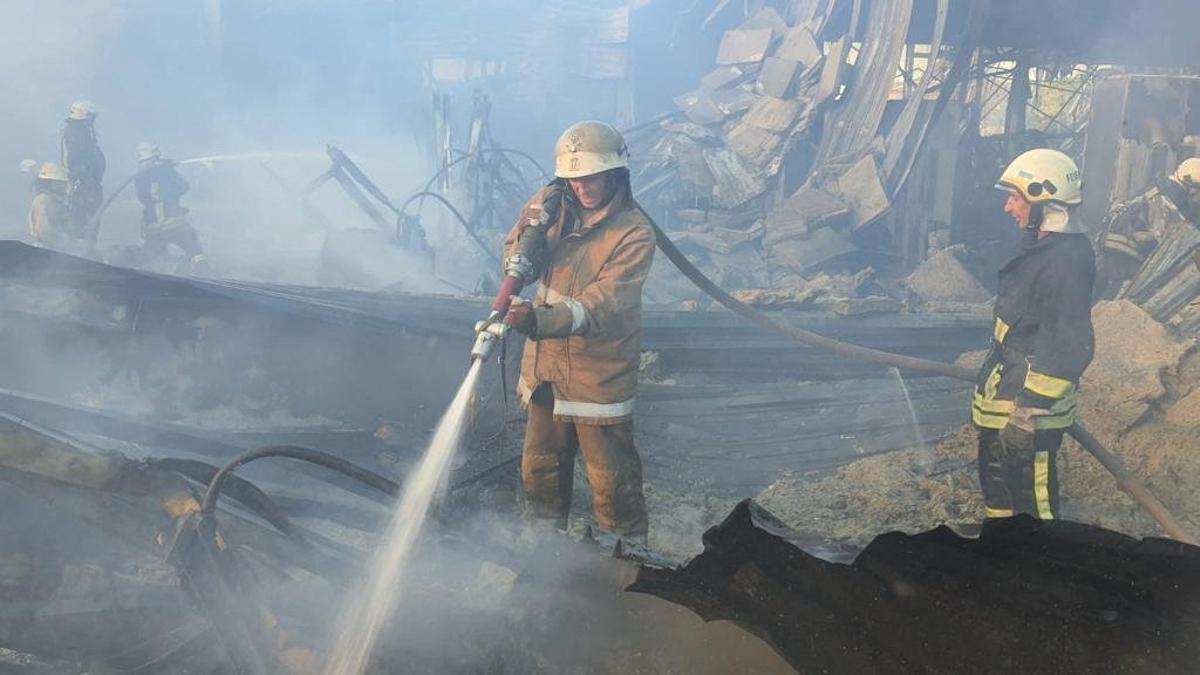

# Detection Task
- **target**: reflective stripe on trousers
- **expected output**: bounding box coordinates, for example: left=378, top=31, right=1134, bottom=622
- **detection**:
left=521, top=384, right=648, bottom=538
left=971, top=363, right=1078, bottom=430
left=977, top=428, right=1062, bottom=520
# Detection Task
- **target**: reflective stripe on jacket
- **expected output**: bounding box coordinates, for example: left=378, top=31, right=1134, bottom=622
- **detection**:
left=972, top=232, right=1096, bottom=430
left=506, top=180, right=655, bottom=425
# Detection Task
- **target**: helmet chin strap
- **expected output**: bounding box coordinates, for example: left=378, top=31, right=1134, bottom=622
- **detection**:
left=1028, top=202, right=1045, bottom=230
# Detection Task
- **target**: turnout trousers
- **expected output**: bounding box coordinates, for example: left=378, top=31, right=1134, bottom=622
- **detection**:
left=521, top=384, right=648, bottom=539
left=977, top=427, right=1064, bottom=520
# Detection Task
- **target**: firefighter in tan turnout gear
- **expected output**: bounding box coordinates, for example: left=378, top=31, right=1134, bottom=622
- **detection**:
left=502, top=121, right=655, bottom=541
left=973, top=149, right=1096, bottom=520
left=28, top=162, right=86, bottom=254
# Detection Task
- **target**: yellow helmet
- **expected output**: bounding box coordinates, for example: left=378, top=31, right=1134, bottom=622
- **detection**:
left=1172, top=157, right=1200, bottom=191
left=554, top=121, right=628, bottom=179
left=67, top=99, right=98, bottom=120
left=37, top=162, right=68, bottom=182
left=136, top=142, right=161, bottom=163
left=995, top=148, right=1082, bottom=207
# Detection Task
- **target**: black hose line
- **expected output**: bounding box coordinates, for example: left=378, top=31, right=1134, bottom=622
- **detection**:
left=200, top=445, right=399, bottom=516
left=399, top=191, right=501, bottom=265
left=646, top=216, right=1197, bottom=545
left=422, top=147, right=550, bottom=196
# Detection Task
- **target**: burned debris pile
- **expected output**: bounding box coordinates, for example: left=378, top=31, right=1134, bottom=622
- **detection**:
left=629, top=1, right=985, bottom=315
left=633, top=499, right=1200, bottom=674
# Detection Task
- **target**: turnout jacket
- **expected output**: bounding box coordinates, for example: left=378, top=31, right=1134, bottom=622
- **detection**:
left=504, top=181, right=656, bottom=426
left=135, top=160, right=190, bottom=231
left=60, top=120, right=106, bottom=185
left=972, top=232, right=1096, bottom=430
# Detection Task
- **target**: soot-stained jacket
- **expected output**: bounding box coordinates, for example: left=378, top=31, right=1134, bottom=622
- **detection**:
left=504, top=181, right=655, bottom=426
left=972, top=231, right=1096, bottom=430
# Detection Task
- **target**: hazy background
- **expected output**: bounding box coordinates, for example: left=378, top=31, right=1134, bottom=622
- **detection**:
left=0, top=0, right=730, bottom=288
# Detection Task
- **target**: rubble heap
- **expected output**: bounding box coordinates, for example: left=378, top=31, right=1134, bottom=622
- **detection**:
left=757, top=301, right=1200, bottom=546
left=630, top=1, right=984, bottom=313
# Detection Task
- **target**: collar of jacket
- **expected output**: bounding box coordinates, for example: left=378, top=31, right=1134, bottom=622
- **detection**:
left=1020, top=230, right=1079, bottom=253
left=563, top=181, right=633, bottom=238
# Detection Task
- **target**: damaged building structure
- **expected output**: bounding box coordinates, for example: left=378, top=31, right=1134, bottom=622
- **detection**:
left=4, top=0, right=1200, bottom=672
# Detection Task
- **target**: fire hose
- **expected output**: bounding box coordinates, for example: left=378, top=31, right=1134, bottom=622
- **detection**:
left=463, top=185, right=1195, bottom=544
left=199, top=445, right=399, bottom=516
left=645, top=219, right=1197, bottom=545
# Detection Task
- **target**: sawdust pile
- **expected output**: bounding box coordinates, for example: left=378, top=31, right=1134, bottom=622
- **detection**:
left=758, top=301, right=1200, bottom=546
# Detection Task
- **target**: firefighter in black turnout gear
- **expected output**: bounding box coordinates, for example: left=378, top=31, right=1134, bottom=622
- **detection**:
left=972, top=149, right=1096, bottom=520
left=60, top=99, right=106, bottom=234
left=132, top=142, right=208, bottom=274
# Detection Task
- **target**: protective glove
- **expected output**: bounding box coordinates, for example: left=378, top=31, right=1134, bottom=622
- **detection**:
left=998, top=405, right=1049, bottom=457
left=504, top=300, right=537, bottom=337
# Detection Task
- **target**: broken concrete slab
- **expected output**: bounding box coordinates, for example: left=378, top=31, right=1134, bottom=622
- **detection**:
left=763, top=186, right=850, bottom=248
left=826, top=296, right=905, bottom=316
left=756, top=57, right=801, bottom=98
left=775, top=24, right=821, bottom=66
left=1080, top=300, right=1195, bottom=439
left=716, top=29, right=774, bottom=65
left=768, top=226, right=857, bottom=274
left=703, top=148, right=766, bottom=208
left=836, top=154, right=891, bottom=230
left=733, top=287, right=821, bottom=309
left=904, top=245, right=991, bottom=303
left=673, top=207, right=765, bottom=233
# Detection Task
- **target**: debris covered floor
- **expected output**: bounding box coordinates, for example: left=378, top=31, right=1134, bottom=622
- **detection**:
left=0, top=245, right=1197, bottom=672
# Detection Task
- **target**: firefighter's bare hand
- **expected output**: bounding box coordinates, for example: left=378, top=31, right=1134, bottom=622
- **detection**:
left=504, top=302, right=536, bottom=336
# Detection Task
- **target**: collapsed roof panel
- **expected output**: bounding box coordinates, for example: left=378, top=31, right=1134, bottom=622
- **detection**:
left=823, top=0, right=1200, bottom=67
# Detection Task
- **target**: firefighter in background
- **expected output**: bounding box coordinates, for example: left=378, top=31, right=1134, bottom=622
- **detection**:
left=1096, top=158, right=1200, bottom=299
left=60, top=99, right=106, bottom=234
left=502, top=121, right=655, bottom=542
left=28, top=162, right=86, bottom=254
left=133, top=142, right=209, bottom=274
left=972, top=149, right=1096, bottom=520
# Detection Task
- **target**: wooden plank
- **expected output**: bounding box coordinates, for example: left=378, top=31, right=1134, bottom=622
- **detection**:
left=700, top=65, right=755, bottom=90
left=743, top=96, right=804, bottom=132
left=726, top=122, right=785, bottom=171
left=756, top=57, right=802, bottom=98
left=673, top=88, right=724, bottom=125
left=716, top=28, right=774, bottom=65
left=703, top=148, right=768, bottom=207
left=775, top=24, right=821, bottom=66
left=836, top=154, right=891, bottom=230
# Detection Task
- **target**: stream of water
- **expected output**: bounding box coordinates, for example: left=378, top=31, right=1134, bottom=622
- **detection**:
left=323, top=358, right=484, bottom=675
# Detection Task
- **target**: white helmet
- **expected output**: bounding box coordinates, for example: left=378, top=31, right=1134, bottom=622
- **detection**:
left=67, top=99, right=98, bottom=120
left=136, top=142, right=161, bottom=163
left=1172, top=158, right=1200, bottom=191
left=995, top=148, right=1083, bottom=207
left=554, top=121, right=628, bottom=179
